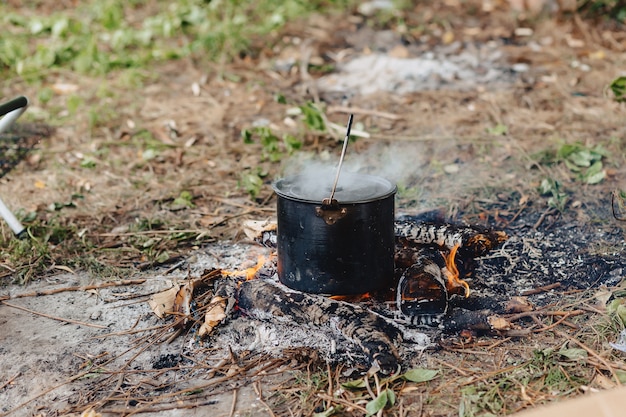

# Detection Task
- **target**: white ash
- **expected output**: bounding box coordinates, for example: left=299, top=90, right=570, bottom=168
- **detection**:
left=317, top=41, right=517, bottom=96
left=184, top=248, right=433, bottom=368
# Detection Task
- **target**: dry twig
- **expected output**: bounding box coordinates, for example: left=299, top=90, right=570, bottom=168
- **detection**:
left=229, top=389, right=238, bottom=417
left=521, top=283, right=562, bottom=296
left=555, top=330, right=622, bottom=387
left=0, top=278, right=147, bottom=301
left=254, top=381, right=277, bottom=417
left=1, top=301, right=108, bottom=329
left=316, top=393, right=369, bottom=415
left=0, top=372, right=21, bottom=391
left=327, top=105, right=401, bottom=120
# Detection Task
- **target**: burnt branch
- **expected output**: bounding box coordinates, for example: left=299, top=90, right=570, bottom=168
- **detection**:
left=394, top=221, right=508, bottom=258
left=236, top=279, right=413, bottom=374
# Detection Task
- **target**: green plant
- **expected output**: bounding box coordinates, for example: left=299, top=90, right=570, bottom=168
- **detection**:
left=578, top=0, right=626, bottom=21
left=538, top=178, right=568, bottom=212
left=486, top=123, right=508, bottom=136
left=557, top=143, right=607, bottom=184
left=341, top=367, right=439, bottom=415
left=172, top=191, right=195, bottom=208
left=238, top=167, right=267, bottom=199
left=0, top=0, right=361, bottom=82
left=609, top=76, right=626, bottom=102
left=241, top=126, right=302, bottom=162
left=299, top=102, right=326, bottom=132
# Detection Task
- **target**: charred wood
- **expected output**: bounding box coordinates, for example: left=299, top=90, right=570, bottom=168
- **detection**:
left=236, top=279, right=406, bottom=374
left=394, top=221, right=508, bottom=259
left=396, top=247, right=449, bottom=325
left=442, top=309, right=512, bottom=334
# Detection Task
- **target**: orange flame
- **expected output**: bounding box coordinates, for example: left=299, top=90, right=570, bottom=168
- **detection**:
left=444, top=244, right=470, bottom=298
left=330, top=293, right=372, bottom=302
left=224, top=255, right=267, bottom=281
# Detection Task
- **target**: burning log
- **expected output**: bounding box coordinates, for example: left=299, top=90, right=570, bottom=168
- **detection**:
left=394, top=221, right=508, bottom=258
left=247, top=219, right=508, bottom=327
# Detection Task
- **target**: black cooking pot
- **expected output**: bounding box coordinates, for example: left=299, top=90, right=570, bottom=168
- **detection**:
left=273, top=172, right=397, bottom=295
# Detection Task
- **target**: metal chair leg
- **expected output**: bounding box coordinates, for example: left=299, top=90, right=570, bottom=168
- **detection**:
left=0, top=96, right=29, bottom=236
left=0, top=196, right=25, bottom=235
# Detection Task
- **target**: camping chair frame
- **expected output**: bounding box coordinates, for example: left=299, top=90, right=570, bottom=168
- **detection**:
left=0, top=96, right=29, bottom=236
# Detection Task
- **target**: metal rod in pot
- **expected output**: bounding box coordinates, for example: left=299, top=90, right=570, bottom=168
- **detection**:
left=326, top=114, right=353, bottom=204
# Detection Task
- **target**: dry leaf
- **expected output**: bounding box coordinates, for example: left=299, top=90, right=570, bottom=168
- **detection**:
left=80, top=408, right=102, bottom=417
left=388, top=45, right=409, bottom=59
left=442, top=31, right=454, bottom=45
left=488, top=315, right=512, bottom=331
left=148, top=285, right=180, bottom=319
left=505, top=296, right=534, bottom=313
left=173, top=282, right=194, bottom=328
left=198, top=296, right=227, bottom=338
left=593, top=372, right=616, bottom=390
left=242, top=219, right=277, bottom=241
left=51, top=83, right=79, bottom=94
left=51, top=265, right=75, bottom=274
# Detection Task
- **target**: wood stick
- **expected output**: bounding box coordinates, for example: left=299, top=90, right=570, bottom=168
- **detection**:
left=431, top=357, right=471, bottom=377
left=228, top=389, right=238, bottom=417
left=327, top=105, right=402, bottom=120
left=0, top=372, right=21, bottom=391
left=1, top=301, right=108, bottom=329
left=0, top=278, right=147, bottom=301
left=505, top=309, right=584, bottom=322
left=520, top=283, right=561, bottom=296
left=317, top=393, right=369, bottom=415
left=254, top=381, right=277, bottom=417
left=460, top=364, right=523, bottom=386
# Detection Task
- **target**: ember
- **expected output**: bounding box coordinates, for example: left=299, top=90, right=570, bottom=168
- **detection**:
left=329, top=293, right=372, bottom=302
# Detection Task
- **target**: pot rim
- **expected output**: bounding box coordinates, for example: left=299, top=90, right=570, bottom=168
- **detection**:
left=273, top=172, right=397, bottom=204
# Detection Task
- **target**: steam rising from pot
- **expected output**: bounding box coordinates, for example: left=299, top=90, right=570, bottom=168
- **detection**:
left=279, top=142, right=427, bottom=201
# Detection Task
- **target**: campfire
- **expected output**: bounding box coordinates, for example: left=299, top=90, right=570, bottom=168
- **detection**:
left=148, top=216, right=510, bottom=374
left=148, top=119, right=514, bottom=374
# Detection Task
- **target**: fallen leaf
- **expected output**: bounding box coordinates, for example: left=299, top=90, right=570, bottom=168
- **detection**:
left=487, top=315, right=512, bottom=330
left=341, top=378, right=366, bottom=389
left=593, top=372, right=616, bottom=390
left=51, top=265, right=75, bottom=274
left=558, top=347, right=587, bottom=361
left=148, top=285, right=180, bottom=319
left=242, top=219, right=277, bottom=241
left=365, top=390, right=389, bottom=415
left=173, top=282, right=194, bottom=327
left=442, top=31, right=454, bottom=45
left=388, top=45, right=409, bottom=58
left=51, top=82, right=79, bottom=94
left=198, top=295, right=227, bottom=337
left=402, top=368, right=439, bottom=383
left=505, top=296, right=533, bottom=313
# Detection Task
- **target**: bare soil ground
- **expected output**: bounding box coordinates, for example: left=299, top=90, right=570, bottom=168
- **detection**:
left=1, top=1, right=626, bottom=416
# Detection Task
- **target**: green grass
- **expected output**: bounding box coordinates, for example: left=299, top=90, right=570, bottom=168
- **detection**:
left=0, top=0, right=358, bottom=83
